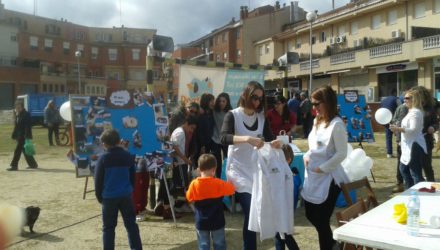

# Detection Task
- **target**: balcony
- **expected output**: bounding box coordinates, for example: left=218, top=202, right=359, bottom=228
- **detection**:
left=423, top=35, right=440, bottom=50
left=369, top=43, right=402, bottom=58
left=330, top=52, right=355, bottom=65
left=299, top=59, right=320, bottom=71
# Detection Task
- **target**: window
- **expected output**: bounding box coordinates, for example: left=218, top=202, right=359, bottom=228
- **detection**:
left=216, top=54, right=220, bottom=61
left=91, top=47, right=98, bottom=60
left=222, top=33, right=227, bottom=42
left=77, top=44, right=84, bottom=53
left=108, top=48, right=117, bottom=61
left=42, top=84, right=47, bottom=92
left=351, top=21, right=358, bottom=35
left=44, top=39, right=53, bottom=52
left=75, top=31, right=85, bottom=41
left=388, top=10, right=397, bottom=25
left=372, top=14, right=381, bottom=30
left=295, top=39, right=301, bottom=49
left=259, top=45, right=263, bottom=56
left=10, top=34, right=17, bottom=42
left=54, top=84, right=59, bottom=93
left=223, top=52, right=227, bottom=60
left=63, top=42, right=70, bottom=55
left=265, top=44, right=270, bottom=54
left=311, top=36, right=316, bottom=45
left=237, top=49, right=241, bottom=58
left=338, top=25, right=346, bottom=37
left=49, top=84, right=53, bottom=93
left=60, top=85, right=65, bottom=93
left=435, top=0, right=440, bottom=13
left=132, top=49, right=140, bottom=61
left=320, top=32, right=326, bottom=43
left=236, top=28, right=241, bottom=39
left=414, top=2, right=425, bottom=18
left=30, top=36, right=38, bottom=50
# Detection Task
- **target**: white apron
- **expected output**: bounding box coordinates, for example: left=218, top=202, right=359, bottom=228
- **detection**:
left=226, top=108, right=265, bottom=194
left=301, top=117, right=348, bottom=204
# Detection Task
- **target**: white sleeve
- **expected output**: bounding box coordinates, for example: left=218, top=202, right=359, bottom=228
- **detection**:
left=319, top=123, right=347, bottom=173
left=170, top=128, right=185, bottom=145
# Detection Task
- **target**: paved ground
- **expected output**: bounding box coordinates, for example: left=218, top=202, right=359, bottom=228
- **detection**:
left=0, top=126, right=439, bottom=250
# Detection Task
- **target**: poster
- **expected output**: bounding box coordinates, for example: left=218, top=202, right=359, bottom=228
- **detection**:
left=70, top=90, right=165, bottom=177
left=178, top=65, right=265, bottom=108
left=338, top=91, right=375, bottom=143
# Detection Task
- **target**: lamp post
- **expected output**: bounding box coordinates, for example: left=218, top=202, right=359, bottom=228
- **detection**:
left=75, top=50, right=82, bottom=94
left=306, top=11, right=317, bottom=95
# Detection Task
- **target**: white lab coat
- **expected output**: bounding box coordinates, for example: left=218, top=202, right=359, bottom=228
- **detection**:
left=248, top=144, right=295, bottom=241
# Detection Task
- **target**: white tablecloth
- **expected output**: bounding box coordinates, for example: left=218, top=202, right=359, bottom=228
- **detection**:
left=333, top=182, right=440, bottom=250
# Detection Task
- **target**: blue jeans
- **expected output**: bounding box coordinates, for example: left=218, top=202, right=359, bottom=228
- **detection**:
left=102, top=195, right=143, bottom=250
left=196, top=227, right=226, bottom=250
left=400, top=143, right=426, bottom=190
left=385, top=125, right=393, bottom=155
left=235, top=192, right=256, bottom=250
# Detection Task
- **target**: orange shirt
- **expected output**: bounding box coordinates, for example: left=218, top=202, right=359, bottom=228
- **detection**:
left=186, top=176, right=235, bottom=202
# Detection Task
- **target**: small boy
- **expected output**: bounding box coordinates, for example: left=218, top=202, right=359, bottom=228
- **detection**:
left=94, top=129, right=142, bottom=250
left=186, top=154, right=235, bottom=250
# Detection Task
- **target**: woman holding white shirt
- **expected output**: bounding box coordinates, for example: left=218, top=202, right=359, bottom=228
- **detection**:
left=301, top=85, right=349, bottom=250
left=390, top=87, right=427, bottom=189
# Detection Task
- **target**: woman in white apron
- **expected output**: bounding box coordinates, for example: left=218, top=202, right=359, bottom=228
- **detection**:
left=301, top=85, right=349, bottom=250
left=221, top=81, right=281, bottom=250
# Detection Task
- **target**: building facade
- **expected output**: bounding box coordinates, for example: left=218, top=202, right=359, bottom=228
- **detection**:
left=0, top=1, right=156, bottom=109
left=260, top=0, right=440, bottom=101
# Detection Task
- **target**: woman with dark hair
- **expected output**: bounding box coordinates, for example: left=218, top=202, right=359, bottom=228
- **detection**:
left=221, top=81, right=281, bottom=250
left=212, top=92, right=232, bottom=178
left=197, top=93, right=215, bottom=158
left=266, top=95, right=297, bottom=137
left=301, top=85, right=348, bottom=250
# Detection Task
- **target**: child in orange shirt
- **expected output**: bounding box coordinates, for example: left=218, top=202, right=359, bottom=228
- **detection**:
left=186, top=154, right=235, bottom=250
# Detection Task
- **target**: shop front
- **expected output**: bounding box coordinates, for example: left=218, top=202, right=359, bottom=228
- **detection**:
left=376, top=62, right=418, bottom=99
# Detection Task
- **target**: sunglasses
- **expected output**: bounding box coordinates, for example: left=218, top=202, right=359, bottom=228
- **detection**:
left=404, top=96, right=412, bottom=100
left=251, top=95, right=264, bottom=102
left=312, top=102, right=321, bottom=106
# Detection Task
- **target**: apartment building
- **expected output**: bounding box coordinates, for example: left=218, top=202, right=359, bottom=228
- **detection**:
left=174, top=2, right=305, bottom=65
left=260, top=0, right=440, bottom=101
left=0, top=1, right=156, bottom=109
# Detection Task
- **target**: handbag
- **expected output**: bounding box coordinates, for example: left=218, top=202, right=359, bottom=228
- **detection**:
left=276, top=130, right=290, bottom=145
left=24, top=139, right=36, bottom=156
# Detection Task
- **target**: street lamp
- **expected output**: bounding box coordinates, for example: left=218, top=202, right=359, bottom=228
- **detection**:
left=306, top=11, right=317, bottom=95
left=75, top=50, right=82, bottom=94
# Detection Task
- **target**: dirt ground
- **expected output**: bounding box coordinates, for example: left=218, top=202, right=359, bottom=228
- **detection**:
left=1, top=127, right=439, bottom=250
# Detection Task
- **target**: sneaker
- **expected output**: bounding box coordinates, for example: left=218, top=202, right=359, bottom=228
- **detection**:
left=7, top=167, right=18, bottom=171
left=26, top=166, right=38, bottom=169
left=136, top=213, right=147, bottom=222
left=387, top=154, right=393, bottom=158
left=392, top=183, right=404, bottom=193
left=154, top=202, right=164, bottom=216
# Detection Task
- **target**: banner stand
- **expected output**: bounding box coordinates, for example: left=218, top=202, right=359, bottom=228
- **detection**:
left=82, top=176, right=94, bottom=200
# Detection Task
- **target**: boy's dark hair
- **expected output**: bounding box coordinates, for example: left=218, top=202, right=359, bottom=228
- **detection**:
left=100, top=129, right=120, bottom=147
left=185, top=115, right=198, bottom=126
left=281, top=144, right=294, bottom=163
left=198, top=153, right=217, bottom=171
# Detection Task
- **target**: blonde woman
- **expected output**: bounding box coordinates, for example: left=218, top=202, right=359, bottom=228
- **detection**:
left=390, top=88, right=427, bottom=189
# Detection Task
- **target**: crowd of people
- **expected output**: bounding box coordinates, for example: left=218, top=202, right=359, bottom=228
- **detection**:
left=5, top=82, right=439, bottom=250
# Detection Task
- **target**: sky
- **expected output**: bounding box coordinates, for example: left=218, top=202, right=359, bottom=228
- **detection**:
left=2, top=0, right=349, bottom=45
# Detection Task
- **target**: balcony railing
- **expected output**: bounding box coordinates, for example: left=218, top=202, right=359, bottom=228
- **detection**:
left=330, top=51, right=355, bottom=65
left=300, top=59, right=320, bottom=71
left=369, top=43, right=402, bottom=58
left=423, top=35, right=440, bottom=50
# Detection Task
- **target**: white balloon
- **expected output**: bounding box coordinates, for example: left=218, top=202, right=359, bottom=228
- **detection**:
left=374, top=108, right=392, bottom=125
left=349, top=148, right=366, bottom=161
left=364, top=156, right=374, bottom=170
left=60, top=101, right=71, bottom=122
left=347, top=143, right=353, bottom=157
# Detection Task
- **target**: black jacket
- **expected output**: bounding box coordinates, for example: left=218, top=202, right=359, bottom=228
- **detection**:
left=12, top=110, right=32, bottom=140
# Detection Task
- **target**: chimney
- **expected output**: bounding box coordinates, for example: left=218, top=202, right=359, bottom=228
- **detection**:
left=244, top=6, right=249, bottom=18
left=290, top=2, right=294, bottom=23
left=275, top=1, right=280, bottom=10
left=240, top=6, right=245, bottom=19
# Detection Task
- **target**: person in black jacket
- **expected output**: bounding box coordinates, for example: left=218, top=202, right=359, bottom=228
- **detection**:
left=7, top=102, right=38, bottom=171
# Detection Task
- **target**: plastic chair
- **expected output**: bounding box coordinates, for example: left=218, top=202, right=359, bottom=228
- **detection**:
left=340, top=177, right=378, bottom=210
left=336, top=200, right=372, bottom=250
